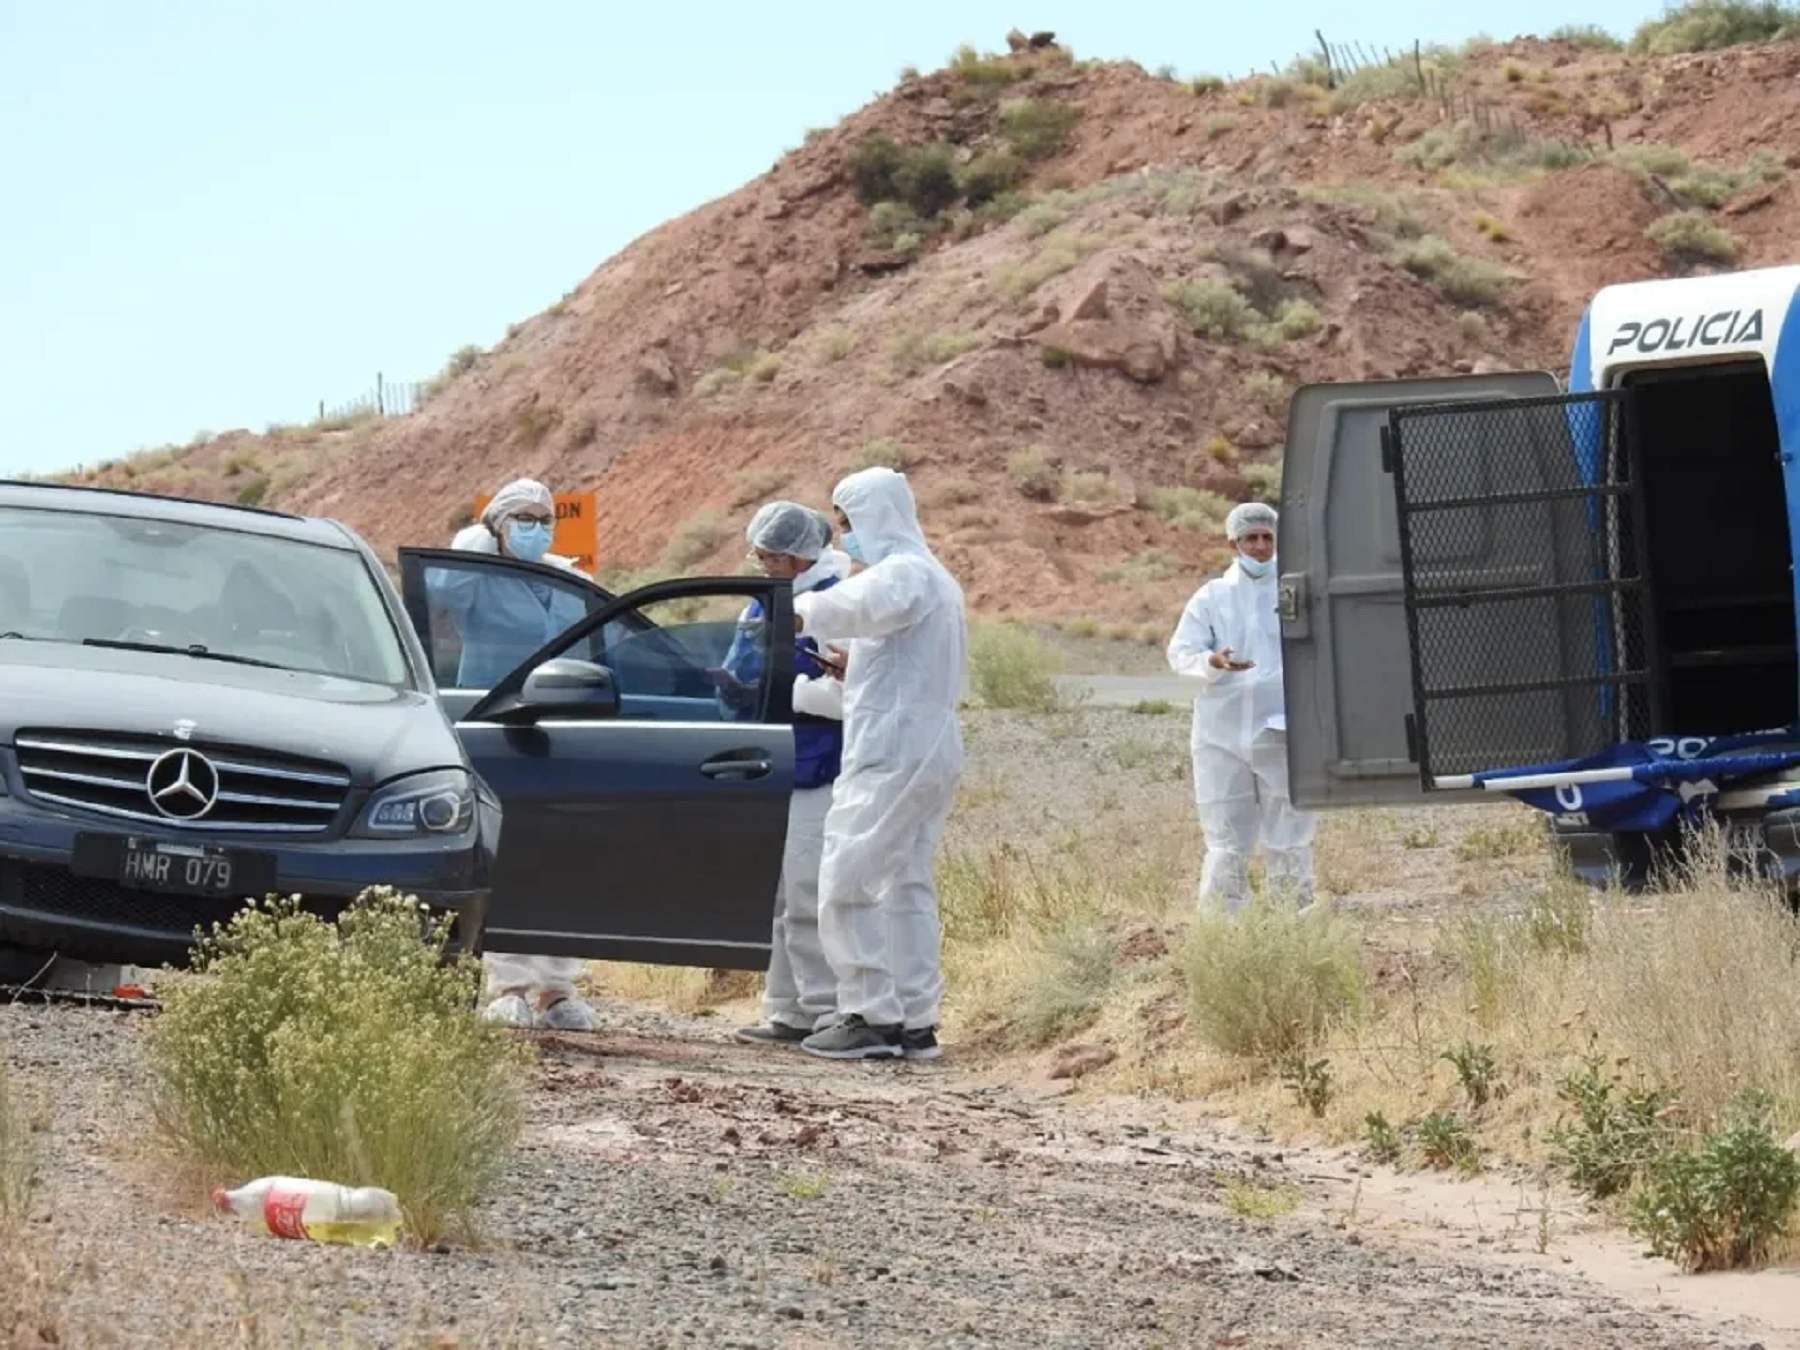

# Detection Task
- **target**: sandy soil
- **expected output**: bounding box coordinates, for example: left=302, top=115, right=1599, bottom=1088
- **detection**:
left=4, top=997, right=1791, bottom=1349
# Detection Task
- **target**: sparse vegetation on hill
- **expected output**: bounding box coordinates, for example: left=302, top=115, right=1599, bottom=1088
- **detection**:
left=67, top=5, right=1800, bottom=625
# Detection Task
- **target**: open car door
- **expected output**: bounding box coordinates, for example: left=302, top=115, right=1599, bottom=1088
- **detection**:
left=399, top=548, right=794, bottom=969
left=1279, top=372, right=1662, bottom=808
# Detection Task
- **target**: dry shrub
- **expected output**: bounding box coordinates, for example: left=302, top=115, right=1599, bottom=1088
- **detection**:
left=1162, top=277, right=1260, bottom=339
left=1647, top=211, right=1739, bottom=266
left=1633, top=0, right=1800, bottom=54
left=967, top=621, right=1066, bottom=712
left=1396, top=235, right=1510, bottom=306
left=930, top=477, right=985, bottom=507
left=1062, top=471, right=1120, bottom=504
left=1242, top=462, right=1282, bottom=505
left=145, top=889, right=527, bottom=1246
left=1183, top=900, right=1366, bottom=1061
left=1008, top=447, right=1058, bottom=501
left=1150, top=485, right=1232, bottom=532
left=1273, top=298, right=1322, bottom=339
left=999, top=98, right=1081, bottom=160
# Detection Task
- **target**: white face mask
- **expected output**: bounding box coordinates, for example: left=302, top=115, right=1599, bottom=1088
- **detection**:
left=1238, top=552, right=1273, bottom=579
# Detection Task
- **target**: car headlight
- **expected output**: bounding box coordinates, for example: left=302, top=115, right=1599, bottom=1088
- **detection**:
left=352, top=769, right=475, bottom=838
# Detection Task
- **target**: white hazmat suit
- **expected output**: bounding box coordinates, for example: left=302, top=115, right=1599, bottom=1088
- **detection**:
left=1167, top=502, right=1315, bottom=911
left=790, top=468, right=966, bottom=1060
left=450, top=478, right=600, bottom=1032
left=732, top=502, right=849, bottom=1043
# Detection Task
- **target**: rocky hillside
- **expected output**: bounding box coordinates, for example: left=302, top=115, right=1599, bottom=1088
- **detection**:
left=71, top=24, right=1800, bottom=623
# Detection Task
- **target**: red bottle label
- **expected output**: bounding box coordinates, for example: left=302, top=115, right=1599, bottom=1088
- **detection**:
left=263, top=1187, right=310, bottom=1240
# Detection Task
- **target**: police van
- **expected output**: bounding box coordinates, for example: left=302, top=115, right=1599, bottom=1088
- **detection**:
left=1278, top=262, right=1800, bottom=887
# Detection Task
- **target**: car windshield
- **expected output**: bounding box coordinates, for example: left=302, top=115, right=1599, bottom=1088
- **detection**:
left=0, top=504, right=412, bottom=687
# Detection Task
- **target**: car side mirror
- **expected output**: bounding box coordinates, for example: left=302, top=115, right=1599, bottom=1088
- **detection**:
left=517, top=658, right=619, bottom=720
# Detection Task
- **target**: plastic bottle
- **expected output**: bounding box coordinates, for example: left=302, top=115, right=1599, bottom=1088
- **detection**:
left=212, top=1176, right=404, bottom=1248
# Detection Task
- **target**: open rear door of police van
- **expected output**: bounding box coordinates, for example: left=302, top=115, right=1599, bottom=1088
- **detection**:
left=1280, top=373, right=1664, bottom=808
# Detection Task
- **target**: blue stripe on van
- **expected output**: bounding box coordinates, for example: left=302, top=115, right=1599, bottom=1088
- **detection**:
left=1767, top=285, right=1800, bottom=722
left=1565, top=307, right=1614, bottom=731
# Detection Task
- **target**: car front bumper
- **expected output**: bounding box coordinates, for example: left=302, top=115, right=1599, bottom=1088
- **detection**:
left=0, top=799, right=491, bottom=968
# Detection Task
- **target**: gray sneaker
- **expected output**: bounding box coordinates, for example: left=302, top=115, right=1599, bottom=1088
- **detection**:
left=901, top=1027, right=941, bottom=1061
left=801, top=1015, right=904, bottom=1061
left=734, top=1021, right=812, bottom=1046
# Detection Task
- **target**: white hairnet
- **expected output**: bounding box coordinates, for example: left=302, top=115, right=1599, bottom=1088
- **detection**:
left=481, top=478, right=553, bottom=527
left=1225, top=501, right=1278, bottom=542
left=809, top=507, right=835, bottom=545
left=746, top=500, right=828, bottom=560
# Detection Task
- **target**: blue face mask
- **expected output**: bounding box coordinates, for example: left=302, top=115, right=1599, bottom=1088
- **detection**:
left=1238, top=552, right=1273, bottom=579
left=841, top=531, right=866, bottom=564
left=505, top=520, right=552, bottom=563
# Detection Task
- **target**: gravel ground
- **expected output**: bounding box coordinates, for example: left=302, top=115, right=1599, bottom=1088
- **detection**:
left=0, top=705, right=1780, bottom=1348
left=2, top=1000, right=1772, bottom=1350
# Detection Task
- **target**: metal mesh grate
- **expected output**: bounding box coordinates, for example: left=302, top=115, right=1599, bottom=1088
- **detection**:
left=1389, top=390, right=1662, bottom=782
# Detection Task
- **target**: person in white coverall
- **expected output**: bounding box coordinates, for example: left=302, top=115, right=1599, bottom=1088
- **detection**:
left=722, top=502, right=851, bottom=1046
left=789, top=467, right=967, bottom=1062
left=1167, top=501, right=1316, bottom=911
left=444, top=477, right=602, bottom=1033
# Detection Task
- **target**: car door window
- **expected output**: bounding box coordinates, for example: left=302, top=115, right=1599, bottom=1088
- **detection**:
left=402, top=552, right=609, bottom=691
left=590, top=593, right=774, bottom=722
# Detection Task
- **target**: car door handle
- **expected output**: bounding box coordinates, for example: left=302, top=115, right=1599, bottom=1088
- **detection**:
left=700, top=757, right=773, bottom=780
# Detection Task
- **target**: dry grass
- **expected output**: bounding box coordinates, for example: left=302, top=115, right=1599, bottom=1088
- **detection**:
left=939, top=817, right=1190, bottom=1048
left=850, top=438, right=916, bottom=473
left=997, top=239, right=1086, bottom=298
left=1126, top=825, right=1800, bottom=1182
left=0, top=1044, right=57, bottom=1350
left=1223, top=1178, right=1303, bottom=1220
left=889, top=331, right=982, bottom=377
left=587, top=963, right=759, bottom=1012
left=0, top=1238, right=61, bottom=1350
left=660, top=509, right=732, bottom=572
left=0, top=1045, right=34, bottom=1228
left=730, top=466, right=791, bottom=507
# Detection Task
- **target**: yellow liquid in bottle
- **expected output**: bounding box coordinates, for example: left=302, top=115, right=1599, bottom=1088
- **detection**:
left=301, top=1217, right=403, bottom=1248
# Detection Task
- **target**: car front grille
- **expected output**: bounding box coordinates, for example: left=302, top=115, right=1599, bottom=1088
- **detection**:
left=13, top=731, right=351, bottom=835
left=15, top=863, right=347, bottom=943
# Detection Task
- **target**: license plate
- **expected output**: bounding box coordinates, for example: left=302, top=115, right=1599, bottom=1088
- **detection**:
left=120, top=838, right=242, bottom=896
left=71, top=833, right=271, bottom=899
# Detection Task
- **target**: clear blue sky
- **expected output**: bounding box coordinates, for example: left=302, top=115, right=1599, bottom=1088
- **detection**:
left=2, top=0, right=1670, bottom=476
